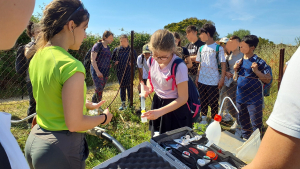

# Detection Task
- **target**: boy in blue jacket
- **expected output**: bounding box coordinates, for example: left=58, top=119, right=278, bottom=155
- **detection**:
left=234, top=35, right=272, bottom=139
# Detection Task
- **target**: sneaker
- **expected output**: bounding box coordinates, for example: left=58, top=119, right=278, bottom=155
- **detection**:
left=119, top=103, right=125, bottom=110
left=199, top=116, right=208, bottom=125
left=119, top=106, right=124, bottom=110
left=222, top=112, right=233, bottom=122
left=230, top=121, right=239, bottom=130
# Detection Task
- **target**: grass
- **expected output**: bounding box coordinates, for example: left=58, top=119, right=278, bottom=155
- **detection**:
left=2, top=45, right=299, bottom=168
left=3, top=75, right=154, bottom=169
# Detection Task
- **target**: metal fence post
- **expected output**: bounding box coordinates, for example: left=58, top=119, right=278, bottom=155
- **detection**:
left=278, top=48, right=285, bottom=91
left=130, top=31, right=134, bottom=107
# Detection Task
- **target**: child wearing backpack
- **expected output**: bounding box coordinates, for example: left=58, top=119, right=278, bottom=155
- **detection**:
left=195, top=23, right=226, bottom=125
left=141, top=29, right=192, bottom=136
left=112, top=35, right=137, bottom=110
left=234, top=35, right=272, bottom=139
left=137, top=44, right=151, bottom=93
left=90, top=30, right=114, bottom=103
left=20, top=22, right=41, bottom=129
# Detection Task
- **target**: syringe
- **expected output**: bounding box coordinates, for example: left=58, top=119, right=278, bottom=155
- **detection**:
left=140, top=82, right=147, bottom=123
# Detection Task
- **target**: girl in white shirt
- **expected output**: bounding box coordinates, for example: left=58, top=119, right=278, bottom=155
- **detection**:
left=141, top=29, right=192, bottom=136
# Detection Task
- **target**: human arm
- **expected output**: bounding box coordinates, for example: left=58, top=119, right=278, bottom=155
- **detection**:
left=185, top=56, right=193, bottom=68
left=190, top=55, right=198, bottom=63
left=91, top=51, right=103, bottom=78
left=24, top=43, right=36, bottom=59
left=138, top=68, right=143, bottom=82
left=111, top=48, right=119, bottom=65
left=218, top=62, right=226, bottom=89
left=243, top=127, right=300, bottom=169
left=0, top=0, right=35, bottom=50
left=62, top=72, right=113, bottom=132
left=142, top=81, right=188, bottom=120
left=136, top=56, right=144, bottom=81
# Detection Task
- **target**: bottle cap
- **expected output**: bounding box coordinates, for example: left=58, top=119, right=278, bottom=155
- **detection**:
left=141, top=110, right=146, bottom=113
left=197, top=159, right=206, bottom=167
left=214, top=114, right=222, bottom=122
left=206, top=151, right=218, bottom=160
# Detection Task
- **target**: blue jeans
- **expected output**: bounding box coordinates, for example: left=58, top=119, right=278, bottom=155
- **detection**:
left=237, top=102, right=263, bottom=139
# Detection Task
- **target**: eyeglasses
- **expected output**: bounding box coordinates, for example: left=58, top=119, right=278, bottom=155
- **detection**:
left=66, top=1, right=89, bottom=23
left=152, top=53, right=171, bottom=61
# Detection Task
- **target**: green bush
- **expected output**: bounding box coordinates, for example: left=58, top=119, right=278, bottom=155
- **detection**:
left=0, top=31, right=151, bottom=99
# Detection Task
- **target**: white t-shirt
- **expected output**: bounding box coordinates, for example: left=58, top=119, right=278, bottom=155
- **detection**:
left=266, top=46, right=300, bottom=139
left=137, top=54, right=149, bottom=79
left=0, top=112, right=30, bottom=169
left=196, top=43, right=226, bottom=86
left=147, top=54, right=188, bottom=99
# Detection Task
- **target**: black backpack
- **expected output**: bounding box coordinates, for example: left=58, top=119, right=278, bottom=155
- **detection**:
left=15, top=45, right=28, bottom=75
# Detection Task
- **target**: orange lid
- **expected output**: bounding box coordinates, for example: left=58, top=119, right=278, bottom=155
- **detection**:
left=206, top=151, right=218, bottom=160
left=214, top=114, right=222, bottom=122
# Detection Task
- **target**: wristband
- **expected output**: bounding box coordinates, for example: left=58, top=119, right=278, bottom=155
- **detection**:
left=100, top=113, right=107, bottom=124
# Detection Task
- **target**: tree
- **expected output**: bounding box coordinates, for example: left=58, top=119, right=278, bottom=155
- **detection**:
left=227, top=29, right=251, bottom=40
left=226, top=29, right=274, bottom=47
left=164, top=17, right=220, bottom=40
left=257, top=37, right=274, bottom=47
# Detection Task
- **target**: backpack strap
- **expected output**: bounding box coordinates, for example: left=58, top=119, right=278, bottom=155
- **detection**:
left=166, top=58, right=184, bottom=90
left=192, top=103, right=201, bottom=118
left=215, top=44, right=222, bottom=74
left=198, top=45, right=205, bottom=62
left=141, top=54, right=144, bottom=65
left=148, top=56, right=154, bottom=93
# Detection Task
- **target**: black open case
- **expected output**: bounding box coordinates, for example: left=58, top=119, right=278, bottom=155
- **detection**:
left=94, top=127, right=246, bottom=169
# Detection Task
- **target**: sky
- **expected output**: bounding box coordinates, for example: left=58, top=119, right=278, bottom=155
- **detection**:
left=33, top=0, right=300, bottom=45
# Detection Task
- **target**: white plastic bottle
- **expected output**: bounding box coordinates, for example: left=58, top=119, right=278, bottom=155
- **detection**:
left=205, top=114, right=222, bottom=146
left=140, top=83, right=147, bottom=123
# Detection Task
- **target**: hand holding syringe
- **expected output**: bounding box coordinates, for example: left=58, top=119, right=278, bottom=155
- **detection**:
left=140, top=81, right=148, bottom=123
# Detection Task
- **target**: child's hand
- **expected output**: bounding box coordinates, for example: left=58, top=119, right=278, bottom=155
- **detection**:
left=233, top=60, right=242, bottom=71
left=251, top=62, right=259, bottom=73
left=101, top=108, right=113, bottom=125
left=86, top=100, right=106, bottom=110
left=141, top=109, right=163, bottom=120
left=225, top=72, right=233, bottom=78
left=97, top=72, right=103, bottom=78
left=139, top=81, right=151, bottom=98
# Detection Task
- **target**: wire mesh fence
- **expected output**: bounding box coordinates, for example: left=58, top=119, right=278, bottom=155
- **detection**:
left=0, top=31, right=299, bottom=140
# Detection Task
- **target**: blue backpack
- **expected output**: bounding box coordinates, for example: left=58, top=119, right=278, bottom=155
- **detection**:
left=240, top=56, right=273, bottom=96
left=257, top=57, right=273, bottom=96
left=148, top=57, right=201, bottom=121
